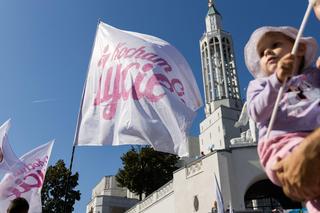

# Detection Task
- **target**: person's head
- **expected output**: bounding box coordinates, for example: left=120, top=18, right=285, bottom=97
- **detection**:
left=245, top=26, right=318, bottom=78
left=7, top=197, right=29, bottom=213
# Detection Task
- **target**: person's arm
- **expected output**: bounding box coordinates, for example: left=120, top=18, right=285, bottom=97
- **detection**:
left=246, top=73, right=282, bottom=123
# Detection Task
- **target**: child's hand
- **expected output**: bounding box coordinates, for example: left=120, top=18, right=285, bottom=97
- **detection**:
left=314, top=0, right=320, bottom=20
left=276, top=53, right=296, bottom=82
left=316, top=56, right=320, bottom=69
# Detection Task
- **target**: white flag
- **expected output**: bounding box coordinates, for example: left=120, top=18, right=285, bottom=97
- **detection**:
left=75, top=21, right=202, bottom=156
left=214, top=174, right=225, bottom=213
left=0, top=141, right=54, bottom=213
left=0, top=120, right=21, bottom=171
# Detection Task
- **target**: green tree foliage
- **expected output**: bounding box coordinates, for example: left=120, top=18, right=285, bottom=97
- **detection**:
left=116, top=146, right=179, bottom=200
left=41, top=159, right=81, bottom=213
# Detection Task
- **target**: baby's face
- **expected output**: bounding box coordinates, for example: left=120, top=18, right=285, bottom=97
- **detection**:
left=257, top=32, right=294, bottom=76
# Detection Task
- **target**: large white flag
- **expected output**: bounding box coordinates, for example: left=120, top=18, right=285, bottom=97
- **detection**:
left=0, top=141, right=54, bottom=213
left=75, top=21, right=202, bottom=156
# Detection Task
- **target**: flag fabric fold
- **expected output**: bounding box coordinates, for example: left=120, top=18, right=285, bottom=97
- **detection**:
left=75, top=21, right=202, bottom=156
left=0, top=120, right=21, bottom=171
left=0, top=140, right=54, bottom=213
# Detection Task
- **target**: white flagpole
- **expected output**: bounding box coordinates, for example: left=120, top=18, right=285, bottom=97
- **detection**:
left=266, top=0, right=317, bottom=139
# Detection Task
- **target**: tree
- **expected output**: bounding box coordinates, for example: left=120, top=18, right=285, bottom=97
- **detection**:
left=41, top=159, right=81, bottom=213
left=116, top=146, right=179, bottom=200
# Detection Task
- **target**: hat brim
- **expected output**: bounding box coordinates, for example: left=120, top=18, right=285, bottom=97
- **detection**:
left=244, top=26, right=318, bottom=78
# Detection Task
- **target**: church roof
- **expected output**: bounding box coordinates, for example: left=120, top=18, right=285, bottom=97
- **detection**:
left=207, top=4, right=221, bottom=16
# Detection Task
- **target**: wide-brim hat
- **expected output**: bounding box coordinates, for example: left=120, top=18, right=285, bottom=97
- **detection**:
left=244, top=26, right=318, bottom=78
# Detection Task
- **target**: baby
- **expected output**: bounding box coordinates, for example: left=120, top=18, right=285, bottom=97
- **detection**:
left=245, top=15, right=320, bottom=213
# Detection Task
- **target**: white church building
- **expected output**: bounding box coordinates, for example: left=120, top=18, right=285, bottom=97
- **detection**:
left=86, top=1, right=303, bottom=212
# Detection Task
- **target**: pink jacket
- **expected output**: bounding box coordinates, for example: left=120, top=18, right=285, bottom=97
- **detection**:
left=247, top=67, right=320, bottom=141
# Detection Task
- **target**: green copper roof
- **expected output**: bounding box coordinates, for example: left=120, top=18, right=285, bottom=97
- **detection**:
left=207, top=4, right=221, bottom=16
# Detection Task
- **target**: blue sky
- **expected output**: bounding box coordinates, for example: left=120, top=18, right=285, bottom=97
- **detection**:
left=0, top=0, right=319, bottom=212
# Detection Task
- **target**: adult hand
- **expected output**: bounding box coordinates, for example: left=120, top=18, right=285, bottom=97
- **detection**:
left=316, top=56, right=320, bottom=69
left=272, top=129, right=320, bottom=201
left=314, top=0, right=320, bottom=20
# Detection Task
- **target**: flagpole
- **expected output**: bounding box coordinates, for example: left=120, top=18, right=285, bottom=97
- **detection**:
left=64, top=145, right=76, bottom=213
left=63, top=19, right=102, bottom=213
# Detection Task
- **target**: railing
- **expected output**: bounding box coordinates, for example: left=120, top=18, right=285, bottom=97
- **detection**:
left=125, top=180, right=173, bottom=213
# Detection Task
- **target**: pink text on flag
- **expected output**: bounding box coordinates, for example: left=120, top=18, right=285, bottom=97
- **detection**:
left=93, top=43, right=186, bottom=120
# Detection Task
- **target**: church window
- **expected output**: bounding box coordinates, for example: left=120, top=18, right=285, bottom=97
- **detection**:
left=193, top=195, right=199, bottom=212
left=245, top=179, right=302, bottom=212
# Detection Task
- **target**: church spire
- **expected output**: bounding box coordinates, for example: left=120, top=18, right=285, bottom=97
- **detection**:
left=205, top=0, right=222, bottom=32
left=200, top=0, right=242, bottom=116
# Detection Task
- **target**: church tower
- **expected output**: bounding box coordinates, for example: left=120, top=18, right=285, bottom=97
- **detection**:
left=200, top=0, right=241, bottom=116
left=199, top=0, right=243, bottom=153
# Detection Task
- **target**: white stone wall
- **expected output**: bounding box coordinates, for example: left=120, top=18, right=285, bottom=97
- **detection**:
left=92, top=176, right=127, bottom=198
left=199, top=108, right=225, bottom=152
left=229, top=147, right=268, bottom=209
left=87, top=196, right=139, bottom=213
left=199, top=106, right=241, bottom=154
left=87, top=196, right=103, bottom=213
left=173, top=155, right=219, bottom=213
left=125, top=146, right=266, bottom=213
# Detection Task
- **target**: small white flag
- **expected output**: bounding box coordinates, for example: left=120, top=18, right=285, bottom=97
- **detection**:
left=75, top=21, right=202, bottom=156
left=229, top=199, right=234, bottom=213
left=0, top=120, right=21, bottom=171
left=0, top=141, right=54, bottom=213
left=214, top=173, right=225, bottom=213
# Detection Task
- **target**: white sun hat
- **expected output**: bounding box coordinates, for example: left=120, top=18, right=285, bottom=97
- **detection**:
left=244, top=26, right=318, bottom=78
